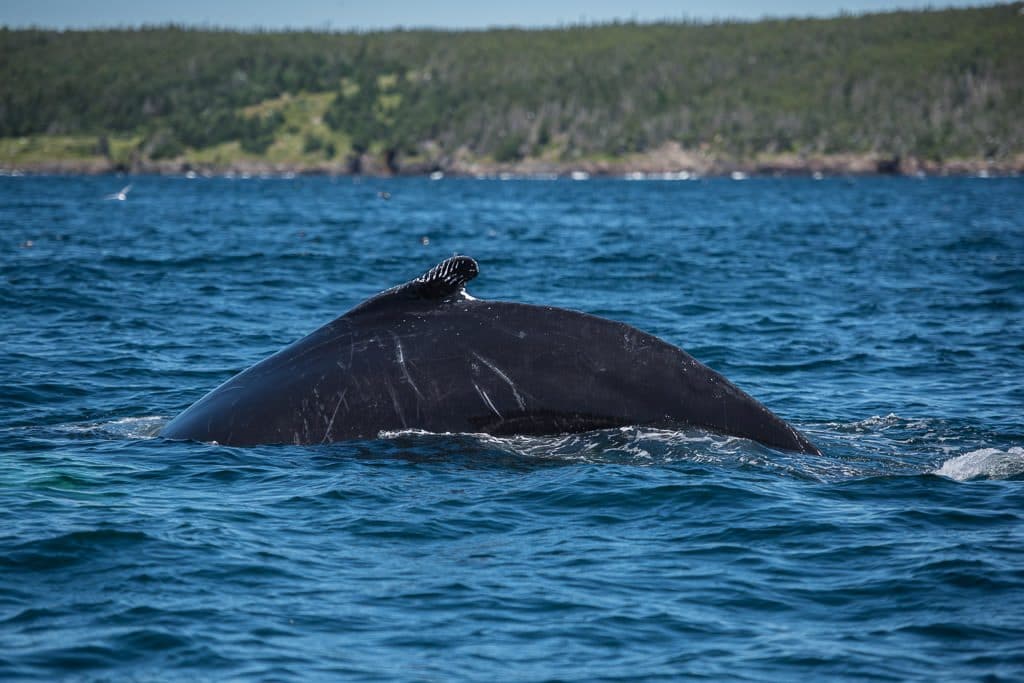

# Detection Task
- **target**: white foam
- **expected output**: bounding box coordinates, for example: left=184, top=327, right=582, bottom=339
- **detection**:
left=934, top=447, right=1024, bottom=481
left=60, top=416, right=167, bottom=439
left=827, top=413, right=931, bottom=431
left=378, top=428, right=451, bottom=439
left=378, top=425, right=757, bottom=466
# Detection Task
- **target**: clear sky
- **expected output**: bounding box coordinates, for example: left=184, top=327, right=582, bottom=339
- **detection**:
left=0, top=0, right=1006, bottom=30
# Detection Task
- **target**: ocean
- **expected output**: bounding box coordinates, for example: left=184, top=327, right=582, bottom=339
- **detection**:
left=2, top=174, right=1022, bottom=681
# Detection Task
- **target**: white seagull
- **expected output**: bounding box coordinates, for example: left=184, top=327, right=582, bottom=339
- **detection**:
left=104, top=184, right=132, bottom=201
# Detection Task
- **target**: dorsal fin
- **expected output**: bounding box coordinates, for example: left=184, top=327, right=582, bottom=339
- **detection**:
left=346, top=256, right=479, bottom=316
left=409, top=255, right=479, bottom=299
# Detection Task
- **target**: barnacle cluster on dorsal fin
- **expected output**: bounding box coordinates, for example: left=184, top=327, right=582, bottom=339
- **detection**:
left=346, top=255, right=479, bottom=317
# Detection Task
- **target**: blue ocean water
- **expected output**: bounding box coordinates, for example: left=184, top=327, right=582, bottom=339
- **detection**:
left=1, top=174, right=1022, bottom=681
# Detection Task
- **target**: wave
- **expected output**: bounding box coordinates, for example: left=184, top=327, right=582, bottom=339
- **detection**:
left=49, top=413, right=1021, bottom=485
left=933, top=447, right=1024, bottom=481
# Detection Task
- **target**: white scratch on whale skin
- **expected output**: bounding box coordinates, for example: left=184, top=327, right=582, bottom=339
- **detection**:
left=386, top=380, right=408, bottom=428
left=472, top=352, right=526, bottom=410
left=392, top=335, right=424, bottom=399
left=321, top=388, right=348, bottom=443
left=473, top=382, right=503, bottom=419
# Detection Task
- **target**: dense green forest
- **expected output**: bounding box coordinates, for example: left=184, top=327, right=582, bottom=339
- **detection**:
left=1, top=3, right=1022, bottom=172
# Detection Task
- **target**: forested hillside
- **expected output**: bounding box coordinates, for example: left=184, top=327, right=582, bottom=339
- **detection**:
left=1, top=3, right=1022, bottom=174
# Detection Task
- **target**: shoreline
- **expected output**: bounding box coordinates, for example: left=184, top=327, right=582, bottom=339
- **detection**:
left=2, top=147, right=1022, bottom=179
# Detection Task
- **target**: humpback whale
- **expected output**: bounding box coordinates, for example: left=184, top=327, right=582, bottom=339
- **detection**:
left=161, top=256, right=820, bottom=454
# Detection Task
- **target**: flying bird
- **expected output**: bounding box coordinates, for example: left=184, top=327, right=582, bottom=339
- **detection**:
left=104, top=184, right=132, bottom=201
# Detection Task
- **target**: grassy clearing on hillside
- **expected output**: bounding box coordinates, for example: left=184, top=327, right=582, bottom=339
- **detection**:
left=0, top=135, right=141, bottom=166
